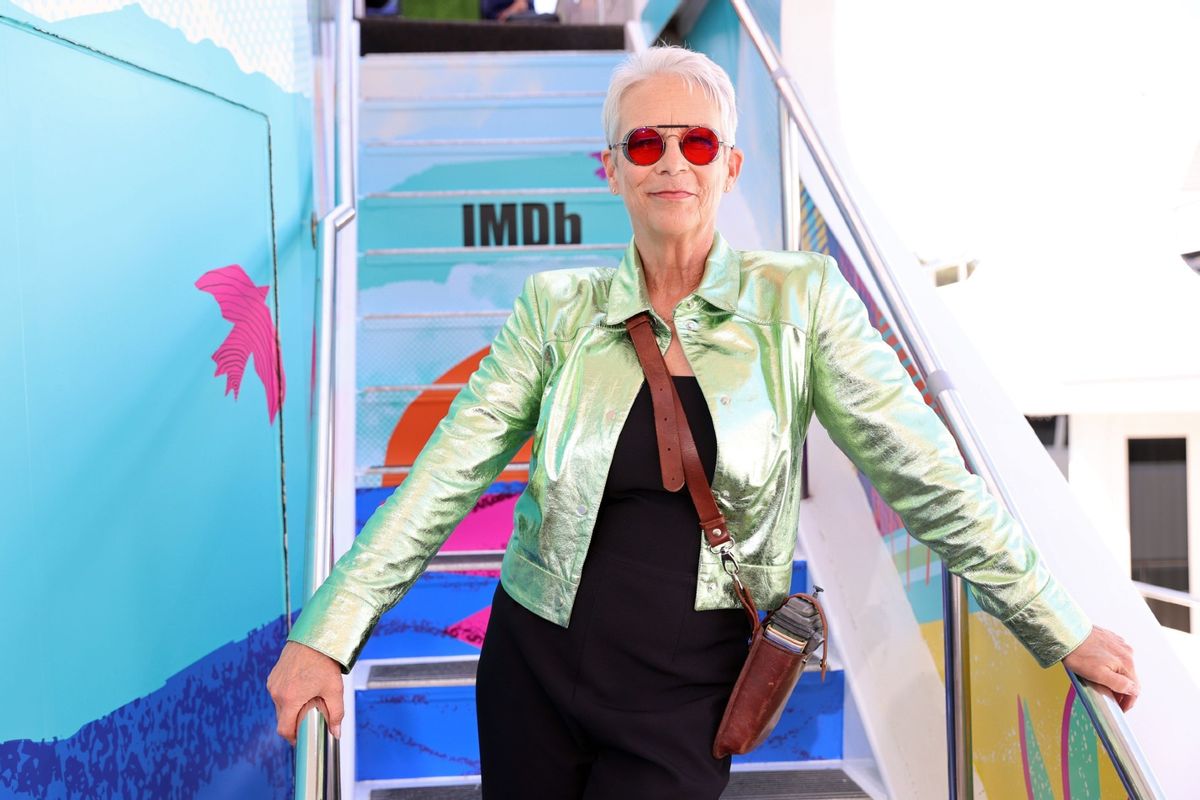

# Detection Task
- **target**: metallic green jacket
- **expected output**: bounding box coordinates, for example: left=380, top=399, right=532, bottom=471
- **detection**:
left=290, top=232, right=1092, bottom=671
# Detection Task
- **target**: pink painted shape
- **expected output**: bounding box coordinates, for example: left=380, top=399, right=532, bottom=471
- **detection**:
left=445, top=605, right=492, bottom=649
left=451, top=569, right=502, bottom=578
left=590, top=151, right=607, bottom=179
left=1060, top=685, right=1077, bottom=800
left=195, top=264, right=286, bottom=423
left=1018, top=697, right=1035, bottom=800
left=904, top=534, right=911, bottom=590
left=442, top=494, right=519, bottom=551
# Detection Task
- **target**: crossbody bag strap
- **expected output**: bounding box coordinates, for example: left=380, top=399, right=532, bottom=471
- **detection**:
left=625, top=314, right=685, bottom=492
left=624, top=312, right=761, bottom=632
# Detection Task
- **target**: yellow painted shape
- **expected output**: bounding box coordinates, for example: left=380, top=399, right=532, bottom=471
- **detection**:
left=918, top=615, right=1127, bottom=798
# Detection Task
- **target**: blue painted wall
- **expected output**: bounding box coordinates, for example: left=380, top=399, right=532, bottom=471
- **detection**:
left=0, top=1, right=320, bottom=796
left=684, top=0, right=784, bottom=250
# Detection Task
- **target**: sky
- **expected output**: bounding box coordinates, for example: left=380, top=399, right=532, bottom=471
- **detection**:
left=832, top=0, right=1200, bottom=279
left=823, top=0, right=1200, bottom=400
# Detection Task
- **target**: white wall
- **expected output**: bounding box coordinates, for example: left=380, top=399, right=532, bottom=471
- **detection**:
left=1069, top=412, right=1200, bottom=632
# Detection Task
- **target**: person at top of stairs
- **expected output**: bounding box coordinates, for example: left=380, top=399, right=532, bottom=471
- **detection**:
left=267, top=44, right=1141, bottom=799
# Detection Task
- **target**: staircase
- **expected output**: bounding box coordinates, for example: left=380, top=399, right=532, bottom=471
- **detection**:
left=348, top=46, right=878, bottom=800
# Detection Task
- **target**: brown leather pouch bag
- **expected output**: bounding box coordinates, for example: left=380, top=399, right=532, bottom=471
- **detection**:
left=712, top=591, right=829, bottom=757
left=624, top=312, right=830, bottom=759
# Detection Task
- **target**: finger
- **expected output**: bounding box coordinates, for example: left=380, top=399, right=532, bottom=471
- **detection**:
left=288, top=697, right=323, bottom=746
left=324, top=684, right=345, bottom=739
left=276, top=696, right=308, bottom=746
left=294, top=698, right=320, bottom=746
left=1123, top=656, right=1141, bottom=694
left=1106, top=667, right=1138, bottom=701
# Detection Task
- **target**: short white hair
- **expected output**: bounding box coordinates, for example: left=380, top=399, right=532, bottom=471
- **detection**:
left=601, top=45, right=738, bottom=149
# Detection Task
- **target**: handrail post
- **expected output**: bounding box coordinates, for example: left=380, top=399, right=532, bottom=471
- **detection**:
left=295, top=0, right=357, bottom=798
left=777, top=98, right=799, bottom=252
left=942, top=566, right=973, bottom=799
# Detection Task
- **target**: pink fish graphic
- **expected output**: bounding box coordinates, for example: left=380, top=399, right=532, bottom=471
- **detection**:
left=195, top=264, right=286, bottom=423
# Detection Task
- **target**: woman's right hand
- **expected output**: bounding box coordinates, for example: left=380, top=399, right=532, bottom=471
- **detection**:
left=266, top=640, right=345, bottom=745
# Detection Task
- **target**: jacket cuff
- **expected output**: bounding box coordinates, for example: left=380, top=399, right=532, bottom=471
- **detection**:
left=999, top=577, right=1094, bottom=668
left=287, top=581, right=381, bottom=674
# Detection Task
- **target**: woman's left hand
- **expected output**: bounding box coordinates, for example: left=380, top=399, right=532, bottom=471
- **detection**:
left=1061, top=625, right=1140, bottom=712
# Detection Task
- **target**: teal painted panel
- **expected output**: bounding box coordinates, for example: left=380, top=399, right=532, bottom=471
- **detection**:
left=749, top=0, right=782, bottom=47
left=0, top=19, right=286, bottom=741
left=360, top=95, right=604, bottom=142
left=360, top=192, right=628, bottom=250
left=0, top=0, right=323, bottom=624
left=360, top=146, right=611, bottom=194
left=685, top=0, right=784, bottom=249
left=641, top=0, right=683, bottom=44
left=361, top=52, right=623, bottom=99
left=355, top=248, right=624, bottom=475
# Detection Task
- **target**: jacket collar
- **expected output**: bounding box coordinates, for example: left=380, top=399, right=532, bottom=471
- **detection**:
left=604, top=231, right=741, bottom=326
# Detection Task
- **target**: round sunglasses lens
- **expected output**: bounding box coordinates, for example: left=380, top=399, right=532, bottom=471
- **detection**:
left=681, top=128, right=720, bottom=165
left=625, top=128, right=664, bottom=165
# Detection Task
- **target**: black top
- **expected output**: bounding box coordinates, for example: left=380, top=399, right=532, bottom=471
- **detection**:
left=482, top=373, right=748, bottom=720
left=587, top=376, right=717, bottom=576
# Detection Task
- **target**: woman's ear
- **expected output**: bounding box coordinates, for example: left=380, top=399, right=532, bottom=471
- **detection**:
left=725, top=146, right=744, bottom=191
left=601, top=148, right=619, bottom=194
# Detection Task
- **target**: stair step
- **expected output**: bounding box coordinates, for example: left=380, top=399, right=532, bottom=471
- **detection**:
left=428, top=551, right=504, bottom=572
left=358, top=571, right=500, bottom=661
left=356, top=677, right=844, bottom=780
left=362, top=767, right=870, bottom=799
left=364, top=649, right=835, bottom=690
left=360, top=93, right=604, bottom=143
left=360, top=18, right=626, bottom=55
left=368, top=659, right=478, bottom=689
left=359, top=190, right=628, bottom=250
left=361, top=51, right=624, bottom=100
left=356, top=247, right=623, bottom=313
left=722, top=767, right=871, bottom=799
left=359, top=145, right=612, bottom=196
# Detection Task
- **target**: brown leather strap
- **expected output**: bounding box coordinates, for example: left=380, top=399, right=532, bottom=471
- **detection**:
left=625, top=313, right=729, bottom=546
left=668, top=386, right=731, bottom=550
left=625, top=314, right=684, bottom=492
left=626, top=313, right=758, bottom=629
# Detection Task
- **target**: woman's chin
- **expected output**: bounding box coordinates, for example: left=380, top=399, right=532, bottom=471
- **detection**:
left=640, top=213, right=709, bottom=241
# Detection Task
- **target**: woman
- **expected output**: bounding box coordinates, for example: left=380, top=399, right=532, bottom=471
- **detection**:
left=268, top=46, right=1140, bottom=798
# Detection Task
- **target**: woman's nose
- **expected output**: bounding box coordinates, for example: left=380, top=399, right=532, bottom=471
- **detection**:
left=657, top=136, right=690, bottom=173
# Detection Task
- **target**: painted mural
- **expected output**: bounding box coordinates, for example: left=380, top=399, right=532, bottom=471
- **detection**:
left=798, top=187, right=1128, bottom=798
left=0, top=0, right=322, bottom=796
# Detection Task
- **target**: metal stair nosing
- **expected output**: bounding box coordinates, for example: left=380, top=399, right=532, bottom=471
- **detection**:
left=359, top=763, right=872, bottom=800
left=361, top=647, right=842, bottom=692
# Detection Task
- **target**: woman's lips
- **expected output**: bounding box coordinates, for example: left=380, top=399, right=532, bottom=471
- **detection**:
left=650, top=191, right=694, bottom=200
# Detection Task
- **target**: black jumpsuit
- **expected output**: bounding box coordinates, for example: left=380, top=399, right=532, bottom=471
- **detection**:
left=476, top=376, right=753, bottom=799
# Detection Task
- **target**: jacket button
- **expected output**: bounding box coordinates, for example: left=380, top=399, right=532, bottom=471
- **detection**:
left=576, top=504, right=587, bottom=516
left=685, top=319, right=699, bottom=331
left=719, top=395, right=731, bottom=405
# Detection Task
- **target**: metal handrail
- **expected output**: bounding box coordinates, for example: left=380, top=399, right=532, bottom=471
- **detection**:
left=725, top=1, right=1163, bottom=798
left=295, top=0, right=358, bottom=798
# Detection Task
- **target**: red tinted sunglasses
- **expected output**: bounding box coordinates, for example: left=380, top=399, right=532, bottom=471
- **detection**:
left=611, top=125, right=731, bottom=166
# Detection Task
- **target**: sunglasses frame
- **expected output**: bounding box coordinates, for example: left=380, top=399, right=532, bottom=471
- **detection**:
left=610, top=124, right=733, bottom=167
